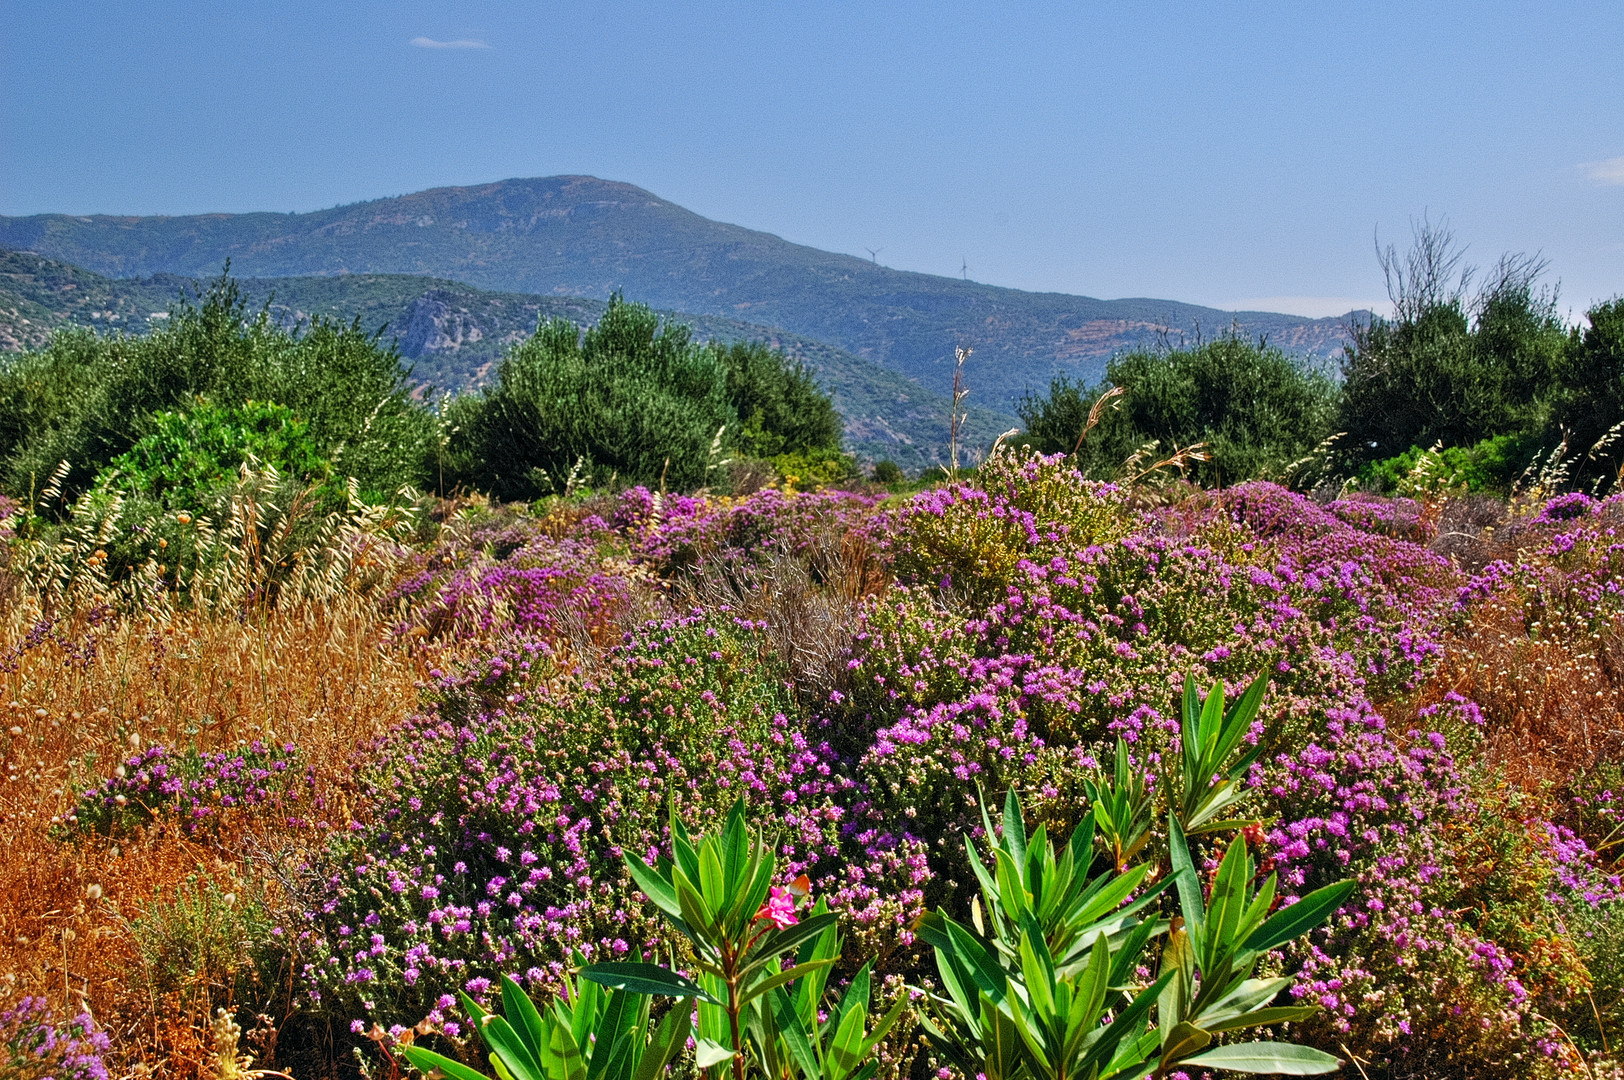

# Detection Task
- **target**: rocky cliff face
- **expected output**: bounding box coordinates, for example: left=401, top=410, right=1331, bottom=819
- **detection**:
left=399, top=290, right=488, bottom=355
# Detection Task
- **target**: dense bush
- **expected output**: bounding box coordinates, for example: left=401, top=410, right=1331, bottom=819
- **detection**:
left=718, top=340, right=844, bottom=462
left=446, top=298, right=732, bottom=500
left=62, top=740, right=307, bottom=838
left=447, top=299, right=848, bottom=500
left=1357, top=431, right=1547, bottom=494
left=1339, top=225, right=1570, bottom=471
left=0, top=275, right=432, bottom=505
left=289, top=618, right=851, bottom=1033
left=1016, top=335, right=1338, bottom=485
left=90, top=400, right=334, bottom=510
left=1560, top=295, right=1624, bottom=481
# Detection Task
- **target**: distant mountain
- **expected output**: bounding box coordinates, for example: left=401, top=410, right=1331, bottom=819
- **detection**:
left=0, top=248, right=1011, bottom=470
left=0, top=176, right=1358, bottom=411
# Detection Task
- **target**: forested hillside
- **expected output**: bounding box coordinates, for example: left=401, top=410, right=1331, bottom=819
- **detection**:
left=0, top=249, right=1010, bottom=468
left=0, top=176, right=1357, bottom=408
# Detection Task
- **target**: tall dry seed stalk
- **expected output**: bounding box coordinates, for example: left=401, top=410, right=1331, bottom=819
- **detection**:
left=0, top=464, right=440, bottom=1078
left=10, top=461, right=421, bottom=618
left=947, top=345, right=972, bottom=475
left=1072, top=384, right=1126, bottom=456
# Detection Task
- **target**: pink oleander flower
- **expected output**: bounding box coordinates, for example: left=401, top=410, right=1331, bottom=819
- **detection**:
left=756, top=885, right=801, bottom=929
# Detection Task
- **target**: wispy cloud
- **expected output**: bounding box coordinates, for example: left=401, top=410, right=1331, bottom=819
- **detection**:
left=1581, top=156, right=1624, bottom=186
left=410, top=36, right=490, bottom=50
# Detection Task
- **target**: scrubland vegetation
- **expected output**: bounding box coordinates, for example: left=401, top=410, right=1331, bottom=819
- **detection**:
left=2, top=227, right=1623, bottom=1080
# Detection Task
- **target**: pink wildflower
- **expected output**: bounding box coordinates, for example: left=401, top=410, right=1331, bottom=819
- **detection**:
left=755, top=886, right=799, bottom=929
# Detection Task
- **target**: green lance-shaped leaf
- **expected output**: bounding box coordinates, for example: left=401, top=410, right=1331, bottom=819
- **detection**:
left=695, top=1039, right=737, bottom=1069
left=477, top=1014, right=549, bottom=1080
left=500, top=974, right=549, bottom=1064
left=588, top=988, right=645, bottom=1080
left=720, top=802, right=750, bottom=904
left=1203, top=834, right=1253, bottom=975
left=1202, top=1005, right=1321, bottom=1035
left=698, top=843, right=727, bottom=919
left=1243, top=879, right=1358, bottom=954
left=1167, top=818, right=1206, bottom=935
left=401, top=1046, right=493, bottom=1080
left=623, top=852, right=683, bottom=923
left=768, top=986, right=821, bottom=1080
left=1002, top=787, right=1029, bottom=873
left=1179, top=670, right=1269, bottom=834
left=1180, top=1041, right=1343, bottom=1074
left=1158, top=1021, right=1213, bottom=1070
left=579, top=962, right=721, bottom=1004
left=944, top=917, right=1010, bottom=1001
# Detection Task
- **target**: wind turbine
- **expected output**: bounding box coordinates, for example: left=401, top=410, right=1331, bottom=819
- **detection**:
left=961, top=258, right=969, bottom=280
left=865, top=247, right=883, bottom=265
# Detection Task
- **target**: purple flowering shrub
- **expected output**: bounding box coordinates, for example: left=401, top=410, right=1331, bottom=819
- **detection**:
left=392, top=532, right=638, bottom=645
left=1257, top=694, right=1576, bottom=1072
left=840, top=459, right=1449, bottom=862
left=1326, top=492, right=1436, bottom=542
left=0, top=996, right=109, bottom=1080
left=615, top=485, right=878, bottom=578
left=1531, top=491, right=1602, bottom=526
left=273, top=458, right=1624, bottom=1074
left=829, top=453, right=1602, bottom=1073
left=60, top=741, right=306, bottom=837
left=289, top=615, right=852, bottom=1037
left=387, top=506, right=646, bottom=647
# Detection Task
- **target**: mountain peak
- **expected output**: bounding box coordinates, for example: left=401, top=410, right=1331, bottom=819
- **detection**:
left=0, top=178, right=1352, bottom=408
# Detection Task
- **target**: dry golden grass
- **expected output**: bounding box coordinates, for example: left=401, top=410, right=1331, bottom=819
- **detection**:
left=1418, top=499, right=1624, bottom=792
left=0, top=485, right=443, bottom=1080
left=0, top=595, right=432, bottom=1077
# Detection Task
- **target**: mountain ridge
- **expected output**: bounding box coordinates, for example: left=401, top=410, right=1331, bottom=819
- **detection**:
left=0, top=176, right=1359, bottom=410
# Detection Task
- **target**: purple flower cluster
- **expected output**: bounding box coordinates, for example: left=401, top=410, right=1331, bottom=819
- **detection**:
left=283, top=452, right=1624, bottom=1071
left=1531, top=491, right=1602, bottom=526
left=392, top=530, right=633, bottom=643
left=1259, top=693, right=1535, bottom=1049
left=1326, top=493, right=1434, bottom=542
left=62, top=741, right=306, bottom=837
left=290, top=616, right=852, bottom=1029
left=615, top=485, right=878, bottom=575
left=0, top=997, right=109, bottom=1080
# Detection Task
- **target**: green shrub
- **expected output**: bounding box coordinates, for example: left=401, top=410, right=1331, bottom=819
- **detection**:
left=128, top=872, right=277, bottom=1009
left=1359, top=432, right=1545, bottom=495
left=1339, top=224, right=1568, bottom=468
left=870, top=460, right=903, bottom=486
left=1559, top=297, right=1624, bottom=487
left=1016, top=336, right=1337, bottom=485
left=449, top=306, right=848, bottom=501
left=450, top=297, right=734, bottom=499
left=718, top=340, right=843, bottom=462
left=770, top=447, right=860, bottom=490
left=0, top=273, right=431, bottom=505
left=91, top=400, right=333, bottom=511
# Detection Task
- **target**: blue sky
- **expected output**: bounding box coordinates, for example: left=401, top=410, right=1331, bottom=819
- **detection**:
left=2, top=0, right=1620, bottom=318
